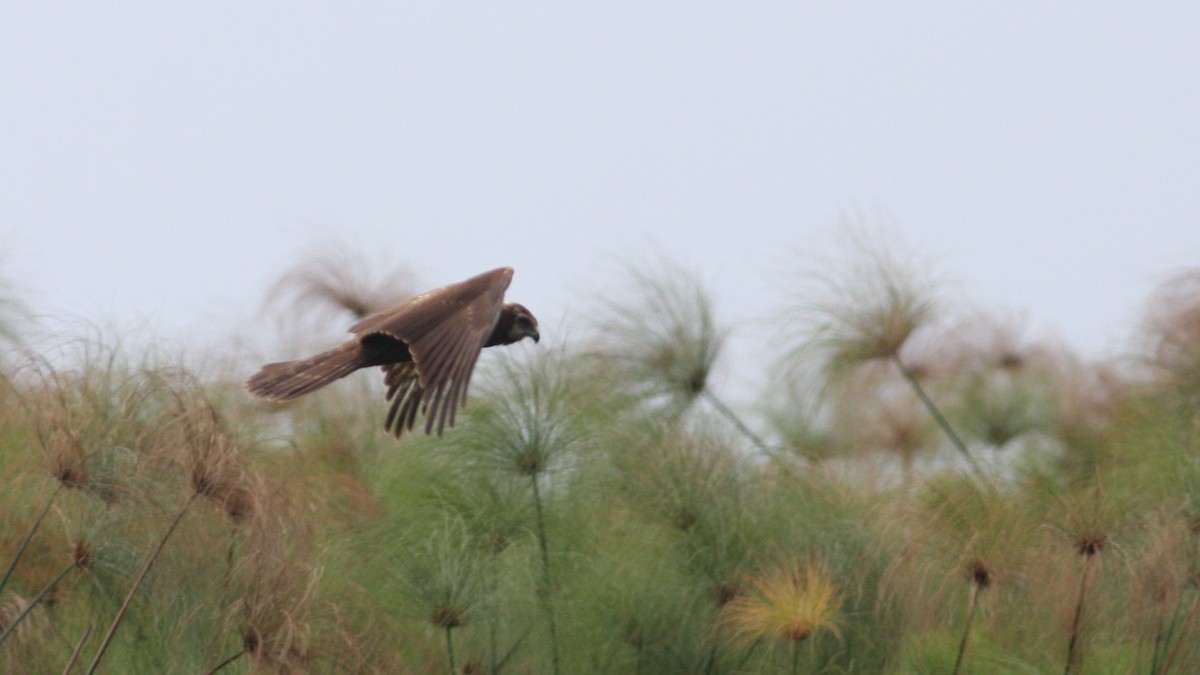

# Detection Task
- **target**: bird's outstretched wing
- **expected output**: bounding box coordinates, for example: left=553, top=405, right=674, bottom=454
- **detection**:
left=357, top=267, right=512, bottom=436
left=382, top=362, right=423, bottom=436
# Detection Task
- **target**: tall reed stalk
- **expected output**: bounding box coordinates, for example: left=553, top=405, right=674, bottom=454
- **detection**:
left=0, top=555, right=79, bottom=649
left=201, top=648, right=245, bottom=675
left=530, top=473, right=560, bottom=675
left=952, top=562, right=991, bottom=675
left=893, top=355, right=988, bottom=485
left=444, top=625, right=457, bottom=675
left=85, top=491, right=199, bottom=675
left=1064, top=537, right=1104, bottom=675
left=701, top=390, right=772, bottom=456
left=1160, top=586, right=1200, bottom=674
left=462, top=348, right=584, bottom=674
left=61, top=625, right=92, bottom=675
left=0, top=483, right=63, bottom=598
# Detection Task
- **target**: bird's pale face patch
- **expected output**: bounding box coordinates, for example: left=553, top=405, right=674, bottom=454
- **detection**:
left=505, top=303, right=540, bottom=344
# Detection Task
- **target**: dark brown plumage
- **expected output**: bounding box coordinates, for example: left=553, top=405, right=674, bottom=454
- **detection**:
left=246, top=267, right=539, bottom=437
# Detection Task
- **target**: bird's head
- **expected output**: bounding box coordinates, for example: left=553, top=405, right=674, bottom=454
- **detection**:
left=497, top=302, right=540, bottom=345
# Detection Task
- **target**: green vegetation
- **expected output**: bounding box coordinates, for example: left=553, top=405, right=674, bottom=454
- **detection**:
left=4, top=246, right=1200, bottom=673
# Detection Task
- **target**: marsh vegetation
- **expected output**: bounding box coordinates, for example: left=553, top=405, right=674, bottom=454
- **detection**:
left=3, top=241, right=1200, bottom=673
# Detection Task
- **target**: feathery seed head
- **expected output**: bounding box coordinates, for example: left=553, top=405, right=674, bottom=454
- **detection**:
left=614, top=422, right=744, bottom=539
left=967, top=558, right=994, bottom=589
left=956, top=369, right=1053, bottom=449
left=889, top=477, right=1035, bottom=618
left=673, top=509, right=698, bottom=531
left=265, top=240, right=417, bottom=325
left=174, top=400, right=257, bottom=521
left=0, top=593, right=49, bottom=645
left=219, top=483, right=259, bottom=523
left=713, top=579, right=742, bottom=608
left=591, top=259, right=725, bottom=409
left=46, top=430, right=86, bottom=489
left=70, top=540, right=92, bottom=569
left=392, top=515, right=486, bottom=635
left=430, top=607, right=464, bottom=629
left=242, top=627, right=261, bottom=657
left=721, top=560, right=843, bottom=645
left=763, top=368, right=842, bottom=463
left=1140, top=268, right=1200, bottom=390
left=465, top=347, right=589, bottom=479
left=778, top=227, right=940, bottom=385
left=1130, top=516, right=1191, bottom=618
left=23, top=351, right=184, bottom=504
left=228, top=537, right=320, bottom=671
left=851, top=389, right=937, bottom=469
left=1050, top=484, right=1122, bottom=561
left=1076, top=533, right=1108, bottom=558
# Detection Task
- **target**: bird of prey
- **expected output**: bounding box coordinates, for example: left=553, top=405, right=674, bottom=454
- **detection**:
left=246, top=267, right=539, bottom=437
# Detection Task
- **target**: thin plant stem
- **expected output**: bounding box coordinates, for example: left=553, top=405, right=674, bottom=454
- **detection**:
left=490, top=616, right=499, bottom=674
left=0, top=482, right=64, bottom=598
left=445, top=626, right=457, bottom=675
left=1149, top=595, right=1182, bottom=675
left=791, top=639, right=801, bottom=675
left=529, top=474, right=560, bottom=675
left=702, top=390, right=772, bottom=456
left=734, top=638, right=762, bottom=672
left=1161, top=586, right=1200, bottom=674
left=494, top=624, right=532, bottom=673
left=1064, top=553, right=1097, bottom=675
left=61, top=624, right=92, bottom=675
left=225, top=528, right=241, bottom=579
left=201, top=649, right=245, bottom=675
left=892, top=355, right=989, bottom=483
left=85, top=491, right=199, bottom=675
left=953, top=582, right=983, bottom=675
left=703, top=633, right=722, bottom=675
left=0, top=559, right=79, bottom=649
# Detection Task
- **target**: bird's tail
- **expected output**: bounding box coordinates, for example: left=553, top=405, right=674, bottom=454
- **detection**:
left=246, top=342, right=363, bottom=401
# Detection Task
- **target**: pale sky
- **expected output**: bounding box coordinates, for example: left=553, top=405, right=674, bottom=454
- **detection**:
left=3, top=3, right=1198, bottom=395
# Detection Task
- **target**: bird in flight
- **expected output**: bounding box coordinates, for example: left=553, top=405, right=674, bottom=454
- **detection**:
left=247, top=267, right=539, bottom=437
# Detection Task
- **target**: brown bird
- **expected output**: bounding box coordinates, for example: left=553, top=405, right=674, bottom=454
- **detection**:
left=246, top=267, right=539, bottom=437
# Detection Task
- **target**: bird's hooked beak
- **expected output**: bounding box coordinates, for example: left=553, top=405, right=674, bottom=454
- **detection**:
left=528, top=327, right=540, bottom=344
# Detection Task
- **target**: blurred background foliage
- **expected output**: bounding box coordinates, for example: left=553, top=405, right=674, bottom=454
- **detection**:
left=4, top=239, right=1200, bottom=674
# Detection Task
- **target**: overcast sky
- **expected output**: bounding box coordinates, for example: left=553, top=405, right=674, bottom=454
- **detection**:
left=3, top=3, right=1198, bottom=395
